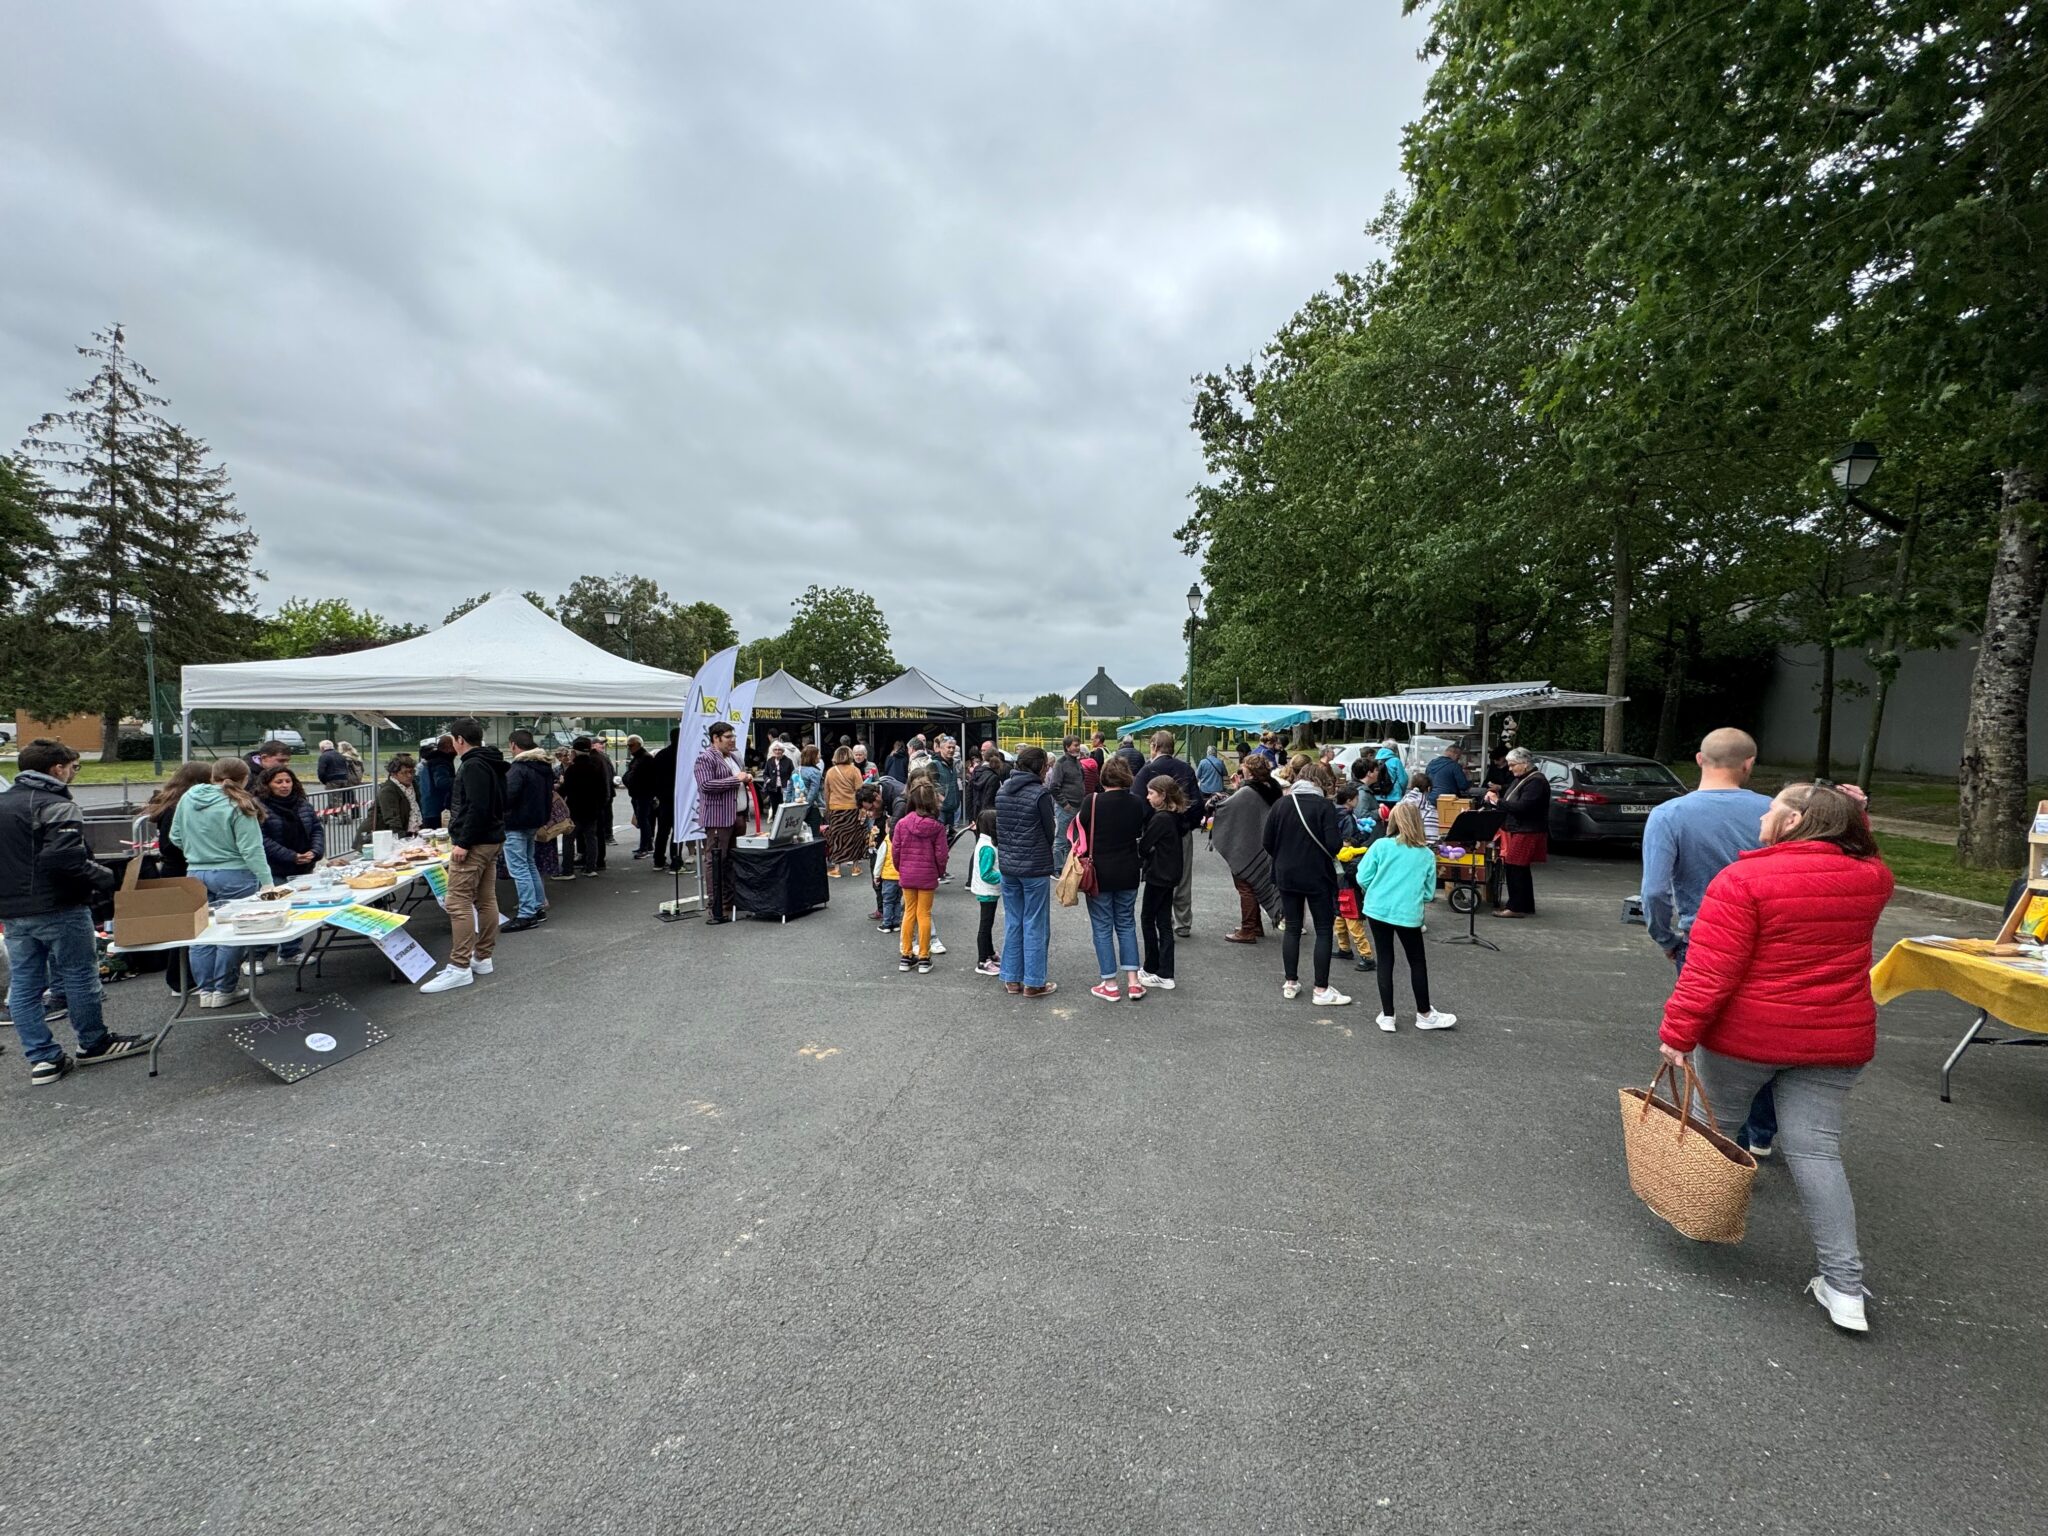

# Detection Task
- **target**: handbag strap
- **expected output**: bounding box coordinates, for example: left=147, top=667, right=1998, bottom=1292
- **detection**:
left=1293, top=792, right=1337, bottom=858
left=1641, top=1059, right=1717, bottom=1140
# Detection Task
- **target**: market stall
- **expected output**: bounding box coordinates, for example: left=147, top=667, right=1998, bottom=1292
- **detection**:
left=826, top=668, right=999, bottom=758
left=1338, top=680, right=1625, bottom=761
left=747, top=669, right=841, bottom=754
left=180, top=592, right=693, bottom=773
left=1114, top=703, right=1339, bottom=739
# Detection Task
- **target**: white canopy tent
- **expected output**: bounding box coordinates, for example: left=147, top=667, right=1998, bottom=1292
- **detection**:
left=1339, top=681, right=1625, bottom=760
left=180, top=593, right=693, bottom=762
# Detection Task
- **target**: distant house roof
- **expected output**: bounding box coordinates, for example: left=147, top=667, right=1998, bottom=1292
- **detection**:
left=1068, top=667, right=1139, bottom=722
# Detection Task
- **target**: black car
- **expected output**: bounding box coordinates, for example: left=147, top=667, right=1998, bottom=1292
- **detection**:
left=1527, top=751, right=1686, bottom=846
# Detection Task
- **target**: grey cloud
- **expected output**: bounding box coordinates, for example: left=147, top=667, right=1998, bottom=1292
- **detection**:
left=1, top=1, right=1428, bottom=698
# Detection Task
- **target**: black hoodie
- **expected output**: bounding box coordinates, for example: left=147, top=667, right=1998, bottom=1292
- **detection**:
left=449, top=743, right=509, bottom=847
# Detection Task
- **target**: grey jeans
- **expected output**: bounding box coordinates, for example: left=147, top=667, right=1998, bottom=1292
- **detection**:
left=1688, top=1047, right=1866, bottom=1294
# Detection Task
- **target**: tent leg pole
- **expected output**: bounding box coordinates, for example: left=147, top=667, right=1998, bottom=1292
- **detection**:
left=370, top=725, right=379, bottom=782
left=180, top=708, right=191, bottom=765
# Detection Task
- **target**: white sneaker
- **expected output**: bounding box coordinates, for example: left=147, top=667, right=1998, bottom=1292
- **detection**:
left=1137, top=970, right=1162, bottom=988
left=420, top=966, right=473, bottom=994
left=1807, top=1276, right=1869, bottom=1333
left=1282, top=980, right=1302, bottom=1000
left=1312, top=987, right=1353, bottom=1007
left=241, top=959, right=264, bottom=977
left=1376, top=1013, right=1397, bottom=1032
left=929, top=939, right=946, bottom=955
left=1151, top=977, right=1176, bottom=991
left=1415, top=1009, right=1458, bottom=1031
left=472, top=957, right=494, bottom=976
left=199, top=988, right=249, bottom=1009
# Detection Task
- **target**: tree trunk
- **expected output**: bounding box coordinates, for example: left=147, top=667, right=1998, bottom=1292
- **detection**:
left=1812, top=644, right=1835, bottom=779
left=1652, top=606, right=1684, bottom=764
left=1603, top=524, right=1631, bottom=752
left=1857, top=501, right=1922, bottom=792
left=101, top=710, right=122, bottom=763
left=1957, top=465, right=2046, bottom=868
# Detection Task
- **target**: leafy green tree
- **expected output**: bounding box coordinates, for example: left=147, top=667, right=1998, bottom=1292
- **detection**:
left=769, top=585, right=898, bottom=695
left=263, top=598, right=404, bottom=658
left=1020, top=691, right=1067, bottom=719
left=1131, top=683, right=1184, bottom=717
left=553, top=574, right=735, bottom=673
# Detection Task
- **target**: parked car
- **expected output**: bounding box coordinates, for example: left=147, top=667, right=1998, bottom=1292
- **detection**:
left=265, top=728, right=307, bottom=751
left=1526, top=750, right=1686, bottom=846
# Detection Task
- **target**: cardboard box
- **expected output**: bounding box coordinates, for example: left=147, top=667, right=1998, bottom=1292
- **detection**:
left=112, top=856, right=211, bottom=947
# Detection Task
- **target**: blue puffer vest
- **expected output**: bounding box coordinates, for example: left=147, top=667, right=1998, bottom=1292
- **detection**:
left=994, top=768, right=1056, bottom=878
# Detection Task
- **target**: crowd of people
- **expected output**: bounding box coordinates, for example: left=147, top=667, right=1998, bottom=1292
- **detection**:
left=0, top=709, right=1912, bottom=1335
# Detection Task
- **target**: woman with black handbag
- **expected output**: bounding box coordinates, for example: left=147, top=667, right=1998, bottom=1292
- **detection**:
left=1262, top=761, right=1353, bottom=1006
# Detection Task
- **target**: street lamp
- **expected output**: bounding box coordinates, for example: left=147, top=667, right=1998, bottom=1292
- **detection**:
left=136, top=607, right=162, bottom=775
left=604, top=607, right=635, bottom=662
left=1185, top=583, right=1203, bottom=710
left=1830, top=441, right=1882, bottom=502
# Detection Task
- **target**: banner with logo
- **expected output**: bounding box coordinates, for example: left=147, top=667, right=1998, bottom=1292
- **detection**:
left=672, top=648, right=762, bottom=846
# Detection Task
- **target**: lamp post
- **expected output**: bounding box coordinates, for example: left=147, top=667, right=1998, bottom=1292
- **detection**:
left=136, top=606, right=162, bottom=776
left=604, top=607, right=634, bottom=662
left=1830, top=441, right=1882, bottom=506
left=1185, top=583, right=1203, bottom=710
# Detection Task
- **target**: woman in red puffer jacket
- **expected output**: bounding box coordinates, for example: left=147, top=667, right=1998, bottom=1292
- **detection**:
left=1659, top=782, right=1893, bottom=1334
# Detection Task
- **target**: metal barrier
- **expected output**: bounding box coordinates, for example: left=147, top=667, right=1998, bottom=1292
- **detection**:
left=307, top=783, right=375, bottom=858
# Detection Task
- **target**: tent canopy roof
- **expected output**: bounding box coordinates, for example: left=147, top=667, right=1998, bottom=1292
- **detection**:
left=749, top=669, right=840, bottom=715
left=1340, top=681, right=1624, bottom=728
left=181, top=593, right=693, bottom=715
left=1116, top=703, right=1337, bottom=737
left=834, top=667, right=992, bottom=716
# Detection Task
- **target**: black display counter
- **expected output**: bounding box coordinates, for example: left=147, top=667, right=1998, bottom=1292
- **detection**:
left=733, top=838, right=831, bottom=921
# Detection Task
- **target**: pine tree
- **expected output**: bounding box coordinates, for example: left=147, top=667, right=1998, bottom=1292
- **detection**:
left=18, top=325, right=259, bottom=756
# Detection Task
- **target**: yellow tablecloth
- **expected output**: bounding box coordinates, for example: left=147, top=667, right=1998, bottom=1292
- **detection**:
left=1871, top=940, right=2048, bottom=1035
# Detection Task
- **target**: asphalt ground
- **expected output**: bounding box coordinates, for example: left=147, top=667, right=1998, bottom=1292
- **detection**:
left=0, top=826, right=2042, bottom=1535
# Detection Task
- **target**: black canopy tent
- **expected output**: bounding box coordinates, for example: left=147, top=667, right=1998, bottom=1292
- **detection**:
left=822, top=667, right=1000, bottom=760
left=745, top=669, right=842, bottom=758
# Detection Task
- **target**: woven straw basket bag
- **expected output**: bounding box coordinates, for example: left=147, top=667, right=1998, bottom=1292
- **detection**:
left=1619, top=1061, right=1758, bottom=1244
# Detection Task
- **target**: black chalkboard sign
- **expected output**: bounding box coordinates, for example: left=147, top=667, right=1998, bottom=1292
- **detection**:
left=228, top=993, right=387, bottom=1082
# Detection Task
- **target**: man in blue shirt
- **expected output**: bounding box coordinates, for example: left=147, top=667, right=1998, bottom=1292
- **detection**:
left=1423, top=744, right=1472, bottom=799
left=1640, top=727, right=1776, bottom=1153
left=1197, top=744, right=1228, bottom=800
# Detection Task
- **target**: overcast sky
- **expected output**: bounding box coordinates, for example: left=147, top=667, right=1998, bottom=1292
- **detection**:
left=1, top=2, right=1429, bottom=698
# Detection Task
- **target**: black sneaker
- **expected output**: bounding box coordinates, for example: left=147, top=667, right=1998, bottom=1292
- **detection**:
left=501, top=916, right=539, bottom=933
left=1354, top=956, right=1376, bottom=972
left=77, top=1033, right=155, bottom=1067
left=877, top=923, right=898, bottom=933
left=532, top=909, right=550, bottom=924
left=916, top=959, right=933, bottom=974
left=30, top=1053, right=74, bottom=1086
left=898, top=958, right=913, bottom=972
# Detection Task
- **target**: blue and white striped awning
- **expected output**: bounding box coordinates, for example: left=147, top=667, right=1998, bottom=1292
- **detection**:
left=1340, top=682, right=1623, bottom=727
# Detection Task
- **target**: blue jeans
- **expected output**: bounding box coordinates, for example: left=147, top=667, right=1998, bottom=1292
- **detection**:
left=1053, top=805, right=1078, bottom=867
left=879, top=879, right=902, bottom=926
left=1000, top=874, right=1051, bottom=989
left=503, top=830, right=545, bottom=917
left=192, top=869, right=261, bottom=993
left=1086, top=887, right=1139, bottom=978
left=4, top=907, right=109, bottom=1064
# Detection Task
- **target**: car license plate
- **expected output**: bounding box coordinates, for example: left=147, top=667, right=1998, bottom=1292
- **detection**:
left=1621, top=804, right=1651, bottom=815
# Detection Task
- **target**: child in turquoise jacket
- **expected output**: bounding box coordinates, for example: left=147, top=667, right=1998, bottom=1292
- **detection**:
left=969, top=809, right=1002, bottom=975
left=1354, top=801, right=1456, bottom=1033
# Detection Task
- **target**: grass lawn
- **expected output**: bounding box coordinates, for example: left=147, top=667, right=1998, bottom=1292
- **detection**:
left=1875, top=832, right=2021, bottom=908
left=0, top=758, right=170, bottom=786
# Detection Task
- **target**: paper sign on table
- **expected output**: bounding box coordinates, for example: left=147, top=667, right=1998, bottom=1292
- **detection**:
left=322, top=903, right=409, bottom=938
left=422, top=864, right=449, bottom=910
left=373, top=927, right=436, bottom=981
